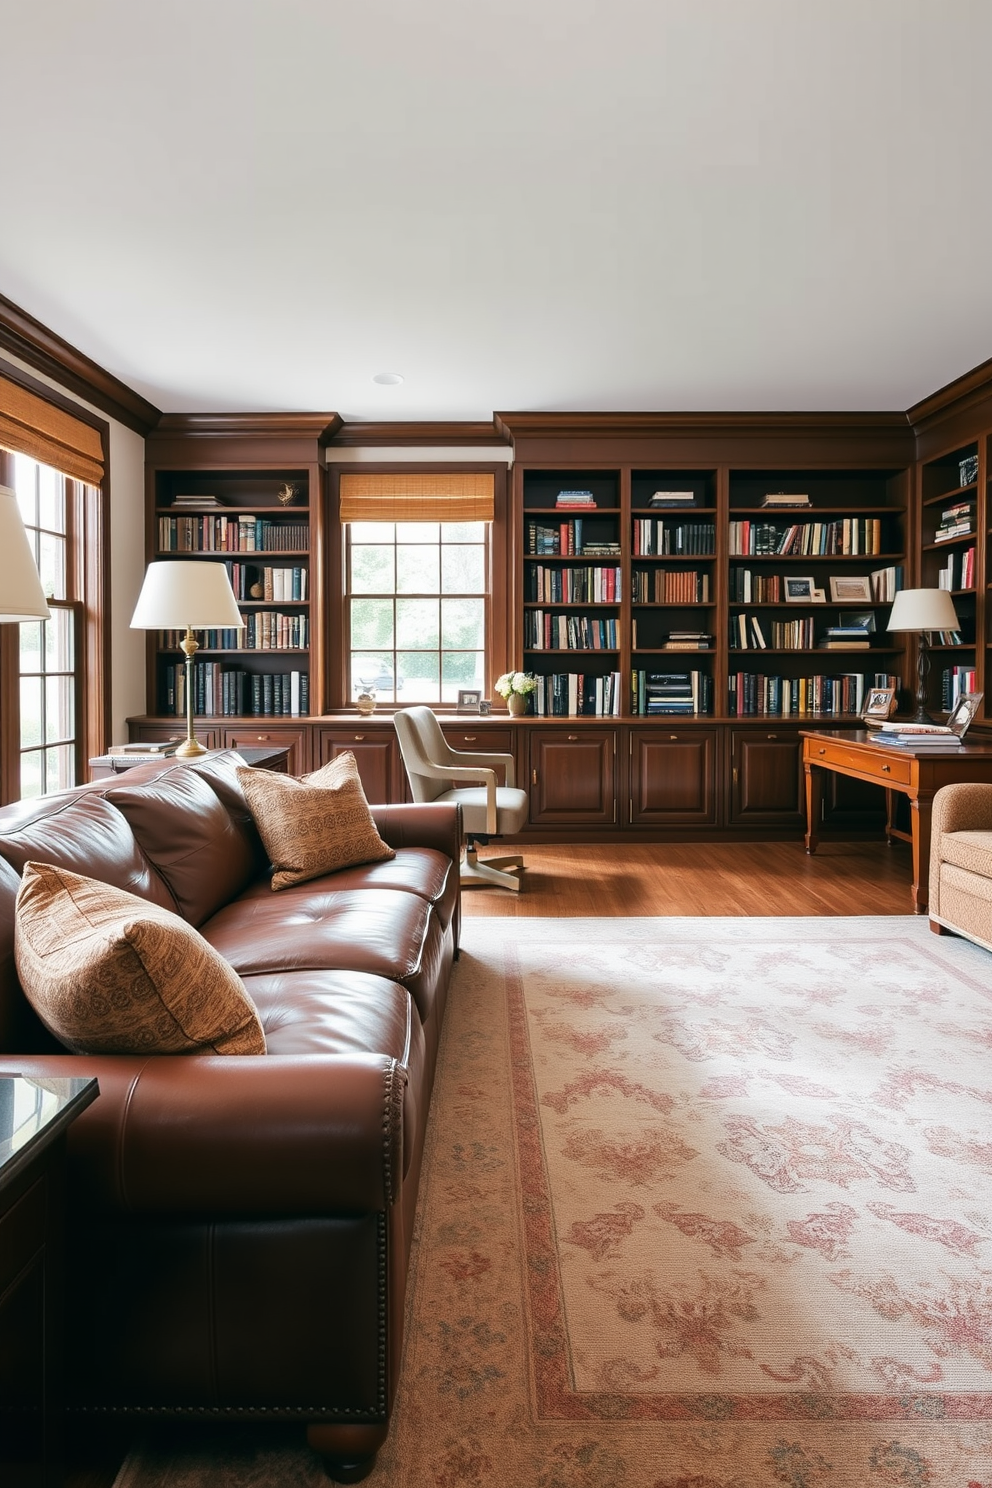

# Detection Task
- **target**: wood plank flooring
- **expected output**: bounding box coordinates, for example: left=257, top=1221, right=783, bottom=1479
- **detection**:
left=461, top=839, right=918, bottom=918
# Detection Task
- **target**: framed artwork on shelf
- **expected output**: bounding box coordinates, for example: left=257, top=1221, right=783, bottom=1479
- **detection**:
left=829, top=575, right=873, bottom=603
left=948, top=692, right=983, bottom=738
left=862, top=687, right=897, bottom=725
left=456, top=689, right=482, bottom=713
left=784, top=576, right=817, bottom=603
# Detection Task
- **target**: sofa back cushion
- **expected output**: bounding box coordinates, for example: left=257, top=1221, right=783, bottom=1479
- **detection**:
left=14, top=861, right=266, bottom=1055
left=107, top=765, right=257, bottom=926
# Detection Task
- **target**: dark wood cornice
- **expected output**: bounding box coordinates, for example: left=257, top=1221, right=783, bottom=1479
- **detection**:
left=146, top=411, right=342, bottom=468
left=150, top=412, right=341, bottom=441
left=329, top=419, right=508, bottom=447
left=494, top=410, right=912, bottom=439
left=907, top=356, right=992, bottom=440
left=0, top=293, right=161, bottom=436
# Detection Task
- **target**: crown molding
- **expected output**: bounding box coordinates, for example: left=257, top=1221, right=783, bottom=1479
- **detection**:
left=150, top=411, right=341, bottom=441
left=493, top=410, right=912, bottom=440
left=0, top=294, right=161, bottom=436
left=907, top=356, right=992, bottom=435
left=330, top=420, right=508, bottom=448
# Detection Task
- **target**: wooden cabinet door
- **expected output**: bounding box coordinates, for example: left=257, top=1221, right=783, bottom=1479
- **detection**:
left=224, top=725, right=311, bottom=776
left=528, top=729, right=616, bottom=825
left=629, top=727, right=717, bottom=824
left=130, top=721, right=221, bottom=750
left=729, top=728, right=803, bottom=825
left=315, top=727, right=398, bottom=803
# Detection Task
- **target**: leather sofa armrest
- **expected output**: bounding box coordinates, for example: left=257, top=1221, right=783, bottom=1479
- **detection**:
left=1, top=1053, right=405, bottom=1216
left=370, top=802, right=462, bottom=860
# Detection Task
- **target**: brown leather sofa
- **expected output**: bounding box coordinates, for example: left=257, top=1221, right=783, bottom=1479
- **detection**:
left=0, top=750, right=460, bottom=1483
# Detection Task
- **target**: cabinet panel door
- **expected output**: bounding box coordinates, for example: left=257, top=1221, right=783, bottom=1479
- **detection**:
left=130, top=722, right=221, bottom=749
left=224, top=725, right=311, bottom=776
left=316, top=729, right=398, bottom=804
left=528, top=729, right=616, bottom=824
left=729, top=730, right=803, bottom=825
left=629, top=728, right=717, bottom=824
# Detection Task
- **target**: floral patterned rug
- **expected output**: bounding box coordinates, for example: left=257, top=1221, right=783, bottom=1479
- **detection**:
left=116, top=917, right=992, bottom=1487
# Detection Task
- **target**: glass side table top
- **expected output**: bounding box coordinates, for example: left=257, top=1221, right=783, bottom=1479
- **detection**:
left=0, top=1074, right=99, bottom=1189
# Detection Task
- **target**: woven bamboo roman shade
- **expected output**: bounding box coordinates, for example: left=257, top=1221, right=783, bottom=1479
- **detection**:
left=0, top=374, right=105, bottom=486
left=339, top=472, right=495, bottom=524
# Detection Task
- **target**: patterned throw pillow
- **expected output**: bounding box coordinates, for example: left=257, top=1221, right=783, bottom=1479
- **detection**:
left=236, top=751, right=395, bottom=891
left=14, top=861, right=266, bottom=1055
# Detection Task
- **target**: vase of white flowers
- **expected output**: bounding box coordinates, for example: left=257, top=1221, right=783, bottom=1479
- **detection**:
left=495, top=671, right=536, bottom=715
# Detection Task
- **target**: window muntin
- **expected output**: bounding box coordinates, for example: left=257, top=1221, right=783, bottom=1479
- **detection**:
left=347, top=520, right=488, bottom=703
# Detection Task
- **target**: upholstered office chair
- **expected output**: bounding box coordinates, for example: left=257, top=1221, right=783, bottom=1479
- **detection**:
left=394, top=706, right=529, bottom=889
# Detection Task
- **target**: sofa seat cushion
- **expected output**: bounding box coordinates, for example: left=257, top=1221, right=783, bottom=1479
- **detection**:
left=14, top=862, right=266, bottom=1056
left=940, top=829, right=992, bottom=880
left=245, top=968, right=414, bottom=1062
left=237, top=753, right=395, bottom=890
left=236, top=847, right=457, bottom=930
left=202, top=887, right=443, bottom=1025
left=936, top=862, right=992, bottom=950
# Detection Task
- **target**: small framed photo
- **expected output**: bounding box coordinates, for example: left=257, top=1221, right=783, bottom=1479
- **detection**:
left=848, top=610, right=877, bottom=632
left=456, top=689, right=482, bottom=713
left=478, top=699, right=492, bottom=715
left=947, top=692, right=984, bottom=738
left=829, top=575, right=873, bottom=603
left=862, top=686, right=896, bottom=725
left=784, top=576, right=816, bottom=603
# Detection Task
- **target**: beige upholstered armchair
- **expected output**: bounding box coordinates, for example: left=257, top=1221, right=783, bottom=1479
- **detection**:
left=929, top=782, right=992, bottom=951
left=394, top=706, right=530, bottom=889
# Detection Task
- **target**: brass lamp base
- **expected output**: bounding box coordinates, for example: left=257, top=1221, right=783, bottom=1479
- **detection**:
left=178, top=628, right=210, bottom=758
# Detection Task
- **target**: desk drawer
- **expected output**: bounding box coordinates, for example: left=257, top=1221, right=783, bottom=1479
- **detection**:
left=808, top=740, right=913, bottom=786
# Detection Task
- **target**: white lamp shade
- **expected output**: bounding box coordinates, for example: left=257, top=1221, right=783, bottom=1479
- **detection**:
left=130, top=560, right=244, bottom=631
left=887, top=587, right=960, bottom=633
left=0, top=484, right=52, bottom=622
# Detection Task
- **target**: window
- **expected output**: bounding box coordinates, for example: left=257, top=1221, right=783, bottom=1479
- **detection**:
left=7, top=453, right=83, bottom=798
left=347, top=520, right=489, bottom=703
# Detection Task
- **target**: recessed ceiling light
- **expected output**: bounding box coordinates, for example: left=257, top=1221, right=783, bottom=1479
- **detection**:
left=372, top=372, right=404, bottom=386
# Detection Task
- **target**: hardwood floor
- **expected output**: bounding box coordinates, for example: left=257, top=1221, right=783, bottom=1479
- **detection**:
left=461, top=838, right=918, bottom=918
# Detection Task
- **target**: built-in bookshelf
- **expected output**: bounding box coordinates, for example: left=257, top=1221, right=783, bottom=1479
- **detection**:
left=920, top=440, right=981, bottom=713
left=150, top=468, right=313, bottom=718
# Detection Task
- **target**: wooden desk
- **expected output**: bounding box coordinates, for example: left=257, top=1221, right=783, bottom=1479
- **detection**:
left=801, top=728, right=992, bottom=913
left=89, top=744, right=290, bottom=779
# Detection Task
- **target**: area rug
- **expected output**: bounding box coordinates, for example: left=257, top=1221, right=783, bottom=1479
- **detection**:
left=116, top=917, right=992, bottom=1487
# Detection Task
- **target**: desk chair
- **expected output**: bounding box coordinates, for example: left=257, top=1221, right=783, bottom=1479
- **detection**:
left=393, top=706, right=529, bottom=890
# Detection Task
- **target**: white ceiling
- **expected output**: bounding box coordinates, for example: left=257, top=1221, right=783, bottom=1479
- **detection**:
left=2, top=0, right=991, bottom=423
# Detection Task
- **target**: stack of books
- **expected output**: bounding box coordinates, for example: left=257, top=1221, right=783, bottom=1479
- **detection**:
left=663, top=630, right=713, bottom=650
left=640, top=671, right=711, bottom=715
left=582, top=540, right=621, bottom=556
left=873, top=722, right=961, bottom=749
left=172, top=493, right=222, bottom=510
left=649, top=490, right=696, bottom=508
left=820, top=623, right=872, bottom=650
left=762, top=492, right=811, bottom=508
left=107, top=740, right=180, bottom=759
left=934, top=500, right=974, bottom=542
left=555, top=490, right=597, bottom=510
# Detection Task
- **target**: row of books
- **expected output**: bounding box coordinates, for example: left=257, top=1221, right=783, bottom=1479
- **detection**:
left=730, top=614, right=817, bottom=650
left=524, top=612, right=619, bottom=651
left=156, top=613, right=309, bottom=651
left=525, top=565, right=621, bottom=603
left=728, top=671, right=901, bottom=718
left=632, top=569, right=710, bottom=603
left=936, top=546, right=974, bottom=591
left=163, top=665, right=309, bottom=717
left=526, top=519, right=619, bottom=556
left=728, top=566, right=905, bottom=604
left=933, top=500, right=974, bottom=543
left=632, top=670, right=713, bottom=715
left=632, top=519, right=716, bottom=556
left=530, top=671, right=623, bottom=716
left=942, top=666, right=978, bottom=710
left=729, top=518, right=886, bottom=557
left=158, top=515, right=310, bottom=553
left=223, top=562, right=308, bottom=602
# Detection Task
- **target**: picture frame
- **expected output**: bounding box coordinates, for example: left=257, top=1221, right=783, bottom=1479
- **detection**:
left=829, top=575, right=873, bottom=603
left=861, top=686, right=897, bottom=725
left=784, top=576, right=816, bottom=603
left=478, top=699, right=492, bottom=715
left=947, top=691, right=984, bottom=738
left=848, top=610, right=877, bottom=632
left=456, top=689, right=482, bottom=713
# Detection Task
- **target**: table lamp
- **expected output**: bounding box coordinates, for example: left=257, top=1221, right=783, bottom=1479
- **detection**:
left=130, top=560, right=243, bottom=757
left=886, top=587, right=960, bottom=724
left=0, top=483, right=52, bottom=623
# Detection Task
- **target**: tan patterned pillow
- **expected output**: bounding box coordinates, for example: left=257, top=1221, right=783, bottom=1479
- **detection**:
left=236, top=751, right=395, bottom=891
left=14, top=862, right=266, bottom=1055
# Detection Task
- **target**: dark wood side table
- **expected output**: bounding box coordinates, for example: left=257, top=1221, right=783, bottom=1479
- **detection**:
left=89, top=743, right=290, bottom=779
left=801, top=728, right=992, bottom=913
left=0, top=1075, right=99, bottom=1488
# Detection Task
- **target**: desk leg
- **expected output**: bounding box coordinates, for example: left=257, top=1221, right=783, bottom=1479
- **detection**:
left=909, top=793, right=932, bottom=914
left=884, top=788, right=896, bottom=845
left=804, top=763, right=821, bottom=854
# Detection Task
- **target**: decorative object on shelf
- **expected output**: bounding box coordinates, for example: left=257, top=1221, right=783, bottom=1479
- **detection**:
left=783, top=576, right=816, bottom=603
left=456, top=689, right=482, bottom=714
left=947, top=691, right=983, bottom=738
left=356, top=689, right=377, bottom=716
left=131, top=560, right=244, bottom=756
left=886, top=587, right=960, bottom=725
left=959, top=454, right=979, bottom=487
left=276, top=482, right=299, bottom=507
left=829, top=575, right=873, bottom=603
left=495, top=671, right=536, bottom=716
left=0, top=483, right=51, bottom=623
left=861, top=686, right=897, bottom=725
